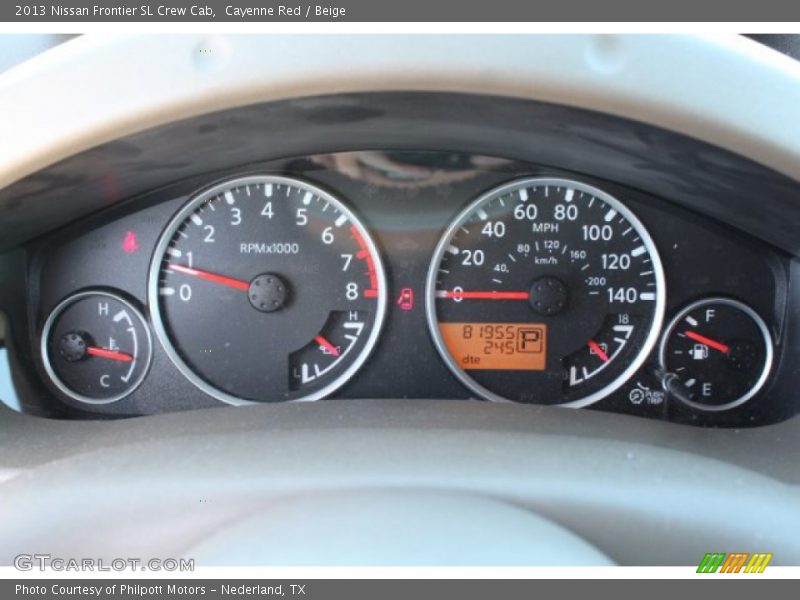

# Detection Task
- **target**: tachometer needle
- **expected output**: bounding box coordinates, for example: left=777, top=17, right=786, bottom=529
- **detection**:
left=86, top=347, right=134, bottom=362
left=684, top=330, right=730, bottom=354
left=168, top=264, right=250, bottom=291
left=314, top=335, right=341, bottom=357
left=587, top=339, right=610, bottom=363
left=438, top=290, right=530, bottom=300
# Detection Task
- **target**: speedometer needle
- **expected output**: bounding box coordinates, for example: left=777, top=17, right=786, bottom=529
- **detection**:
left=684, top=331, right=730, bottom=354
left=439, top=290, right=530, bottom=300
left=86, top=347, right=134, bottom=362
left=168, top=264, right=250, bottom=292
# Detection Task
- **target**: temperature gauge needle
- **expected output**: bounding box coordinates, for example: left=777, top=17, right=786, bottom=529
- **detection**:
left=684, top=330, right=730, bottom=354
left=587, top=339, right=610, bottom=362
left=439, top=290, right=530, bottom=300
left=314, top=335, right=341, bottom=357
left=168, top=264, right=250, bottom=291
left=86, top=347, right=134, bottom=362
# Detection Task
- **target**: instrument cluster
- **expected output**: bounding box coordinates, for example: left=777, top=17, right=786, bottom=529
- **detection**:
left=24, top=151, right=793, bottom=426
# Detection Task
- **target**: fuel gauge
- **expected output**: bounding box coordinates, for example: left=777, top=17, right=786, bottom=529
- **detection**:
left=658, top=297, right=773, bottom=411
left=41, top=290, right=153, bottom=404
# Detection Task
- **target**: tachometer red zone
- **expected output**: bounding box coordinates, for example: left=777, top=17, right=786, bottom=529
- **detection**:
left=350, top=225, right=379, bottom=298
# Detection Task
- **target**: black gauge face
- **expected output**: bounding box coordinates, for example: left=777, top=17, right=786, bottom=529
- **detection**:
left=148, top=175, right=387, bottom=404
left=426, top=178, right=666, bottom=406
left=41, top=291, right=152, bottom=404
left=659, top=298, right=773, bottom=411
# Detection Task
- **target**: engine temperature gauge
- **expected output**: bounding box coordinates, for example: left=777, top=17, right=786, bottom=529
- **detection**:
left=41, top=290, right=153, bottom=404
left=658, top=297, right=773, bottom=411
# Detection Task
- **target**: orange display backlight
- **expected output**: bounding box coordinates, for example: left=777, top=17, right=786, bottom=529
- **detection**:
left=439, top=322, right=547, bottom=371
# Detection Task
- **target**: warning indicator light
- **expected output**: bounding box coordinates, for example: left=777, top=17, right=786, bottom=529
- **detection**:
left=122, top=231, right=139, bottom=254
left=397, top=288, right=414, bottom=311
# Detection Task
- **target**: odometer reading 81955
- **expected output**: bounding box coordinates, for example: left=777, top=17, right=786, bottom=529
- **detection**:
left=148, top=175, right=387, bottom=405
left=426, top=178, right=666, bottom=406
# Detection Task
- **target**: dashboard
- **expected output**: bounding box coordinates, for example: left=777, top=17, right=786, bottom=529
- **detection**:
left=4, top=35, right=800, bottom=568
left=5, top=141, right=796, bottom=427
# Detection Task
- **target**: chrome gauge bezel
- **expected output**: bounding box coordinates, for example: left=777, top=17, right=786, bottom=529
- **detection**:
left=425, top=177, right=667, bottom=407
left=147, top=174, right=388, bottom=406
left=40, top=290, right=153, bottom=405
left=658, top=296, right=774, bottom=412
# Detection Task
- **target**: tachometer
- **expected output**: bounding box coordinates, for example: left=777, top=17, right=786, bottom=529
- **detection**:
left=148, top=175, right=387, bottom=404
left=426, top=177, right=665, bottom=406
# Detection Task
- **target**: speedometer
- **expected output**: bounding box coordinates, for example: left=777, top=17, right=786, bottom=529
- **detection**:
left=148, top=175, right=387, bottom=405
left=426, top=177, right=665, bottom=406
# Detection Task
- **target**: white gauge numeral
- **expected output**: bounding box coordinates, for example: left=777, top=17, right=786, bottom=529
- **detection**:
left=513, top=204, right=538, bottom=220
left=341, top=254, right=353, bottom=271
left=346, top=282, right=359, bottom=301
left=554, top=204, right=578, bottom=221
left=582, top=224, right=613, bottom=241
left=179, top=284, right=192, bottom=302
left=230, top=207, right=242, bottom=226
left=607, top=287, right=638, bottom=303
left=461, top=249, right=485, bottom=266
left=261, top=202, right=274, bottom=219
left=601, top=253, right=631, bottom=270
left=322, top=227, right=334, bottom=244
left=295, top=207, right=307, bottom=226
left=481, top=221, right=506, bottom=238
left=203, top=225, right=215, bottom=243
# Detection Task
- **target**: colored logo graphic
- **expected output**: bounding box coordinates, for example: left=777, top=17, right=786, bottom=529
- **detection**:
left=697, top=552, right=772, bottom=573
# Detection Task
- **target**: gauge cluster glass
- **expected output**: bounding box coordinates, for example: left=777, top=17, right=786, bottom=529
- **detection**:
left=26, top=151, right=788, bottom=425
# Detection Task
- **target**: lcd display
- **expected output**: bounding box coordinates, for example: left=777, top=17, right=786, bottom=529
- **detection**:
left=438, top=323, right=547, bottom=371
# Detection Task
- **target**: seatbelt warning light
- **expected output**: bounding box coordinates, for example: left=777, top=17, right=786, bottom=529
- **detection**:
left=122, top=231, right=139, bottom=254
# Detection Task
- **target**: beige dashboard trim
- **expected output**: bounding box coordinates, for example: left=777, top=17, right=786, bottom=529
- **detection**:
left=1, top=34, right=800, bottom=191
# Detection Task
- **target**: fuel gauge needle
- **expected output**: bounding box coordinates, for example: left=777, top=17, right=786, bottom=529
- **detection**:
left=684, top=330, right=730, bottom=354
left=86, top=347, right=134, bottom=362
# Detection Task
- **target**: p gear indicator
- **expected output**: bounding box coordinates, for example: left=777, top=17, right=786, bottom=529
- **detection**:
left=439, top=322, right=547, bottom=371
